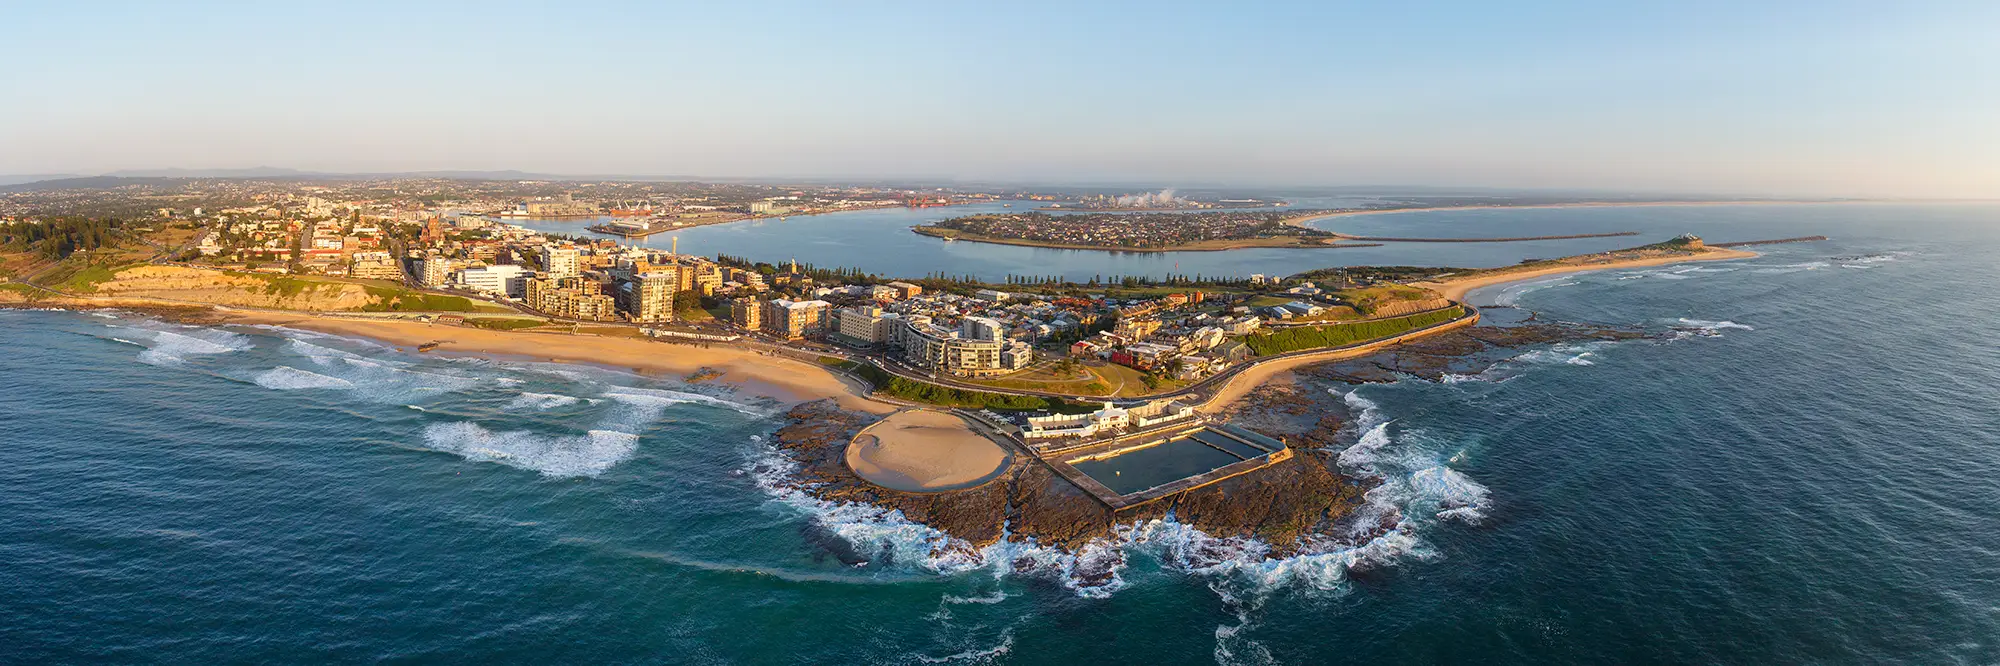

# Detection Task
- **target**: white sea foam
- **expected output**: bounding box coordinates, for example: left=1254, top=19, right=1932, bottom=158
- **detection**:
left=603, top=386, right=759, bottom=415
left=1751, top=261, right=1829, bottom=274
left=254, top=366, right=356, bottom=390
left=1670, top=318, right=1755, bottom=340
left=1491, top=278, right=1577, bottom=307
left=915, top=630, right=1014, bottom=664
left=419, top=421, right=638, bottom=478
left=941, top=590, right=1010, bottom=605
left=507, top=392, right=584, bottom=411
left=285, top=337, right=363, bottom=363
left=269, top=338, right=490, bottom=400
left=129, top=326, right=253, bottom=366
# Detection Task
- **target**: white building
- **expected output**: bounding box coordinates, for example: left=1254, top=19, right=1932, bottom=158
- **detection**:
left=1021, top=400, right=1196, bottom=440
left=458, top=264, right=529, bottom=298
left=959, top=316, right=1006, bottom=342
left=540, top=244, right=581, bottom=278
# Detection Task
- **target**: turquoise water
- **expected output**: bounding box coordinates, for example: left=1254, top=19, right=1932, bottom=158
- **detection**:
left=5, top=203, right=1999, bottom=663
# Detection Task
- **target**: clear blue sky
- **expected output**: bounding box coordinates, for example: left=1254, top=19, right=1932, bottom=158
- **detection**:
left=3, top=1, right=1996, bottom=197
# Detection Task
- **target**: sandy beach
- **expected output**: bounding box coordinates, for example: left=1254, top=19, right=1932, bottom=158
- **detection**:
left=845, top=409, right=1012, bottom=492
left=216, top=310, right=896, bottom=414
left=1416, top=247, right=1759, bottom=301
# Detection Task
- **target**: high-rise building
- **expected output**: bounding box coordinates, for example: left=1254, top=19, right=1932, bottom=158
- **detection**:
left=525, top=275, right=617, bottom=321
left=623, top=270, right=680, bottom=322
left=418, top=253, right=451, bottom=287
left=692, top=264, right=723, bottom=296
left=540, top=244, right=580, bottom=278
left=731, top=297, right=762, bottom=331
left=762, top=299, right=830, bottom=339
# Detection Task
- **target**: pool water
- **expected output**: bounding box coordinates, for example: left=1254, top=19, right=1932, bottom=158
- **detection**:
left=1069, top=437, right=1249, bottom=495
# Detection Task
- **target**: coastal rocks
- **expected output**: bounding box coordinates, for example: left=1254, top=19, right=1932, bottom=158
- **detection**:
left=769, top=395, right=1384, bottom=568
left=1305, top=321, right=1649, bottom=383
left=770, top=402, right=1012, bottom=548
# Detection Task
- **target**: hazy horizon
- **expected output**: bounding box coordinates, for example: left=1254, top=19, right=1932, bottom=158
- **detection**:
left=5, top=1, right=1996, bottom=198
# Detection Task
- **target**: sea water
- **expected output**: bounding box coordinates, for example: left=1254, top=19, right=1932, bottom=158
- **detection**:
left=3, top=203, right=1998, bottom=663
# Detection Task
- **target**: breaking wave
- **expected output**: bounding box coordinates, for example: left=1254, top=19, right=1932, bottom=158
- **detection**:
left=1751, top=261, right=1829, bottom=274
left=1671, top=318, right=1755, bottom=340
left=506, top=392, right=586, bottom=411
left=748, top=384, right=1486, bottom=604
left=1490, top=278, right=1577, bottom=307
left=418, top=421, right=638, bottom=478
left=127, top=326, right=252, bottom=366
left=254, top=366, right=355, bottom=390
left=271, top=338, right=484, bottom=401
left=603, top=386, right=760, bottom=415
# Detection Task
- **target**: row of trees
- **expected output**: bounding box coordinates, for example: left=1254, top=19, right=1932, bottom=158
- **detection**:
left=0, top=217, right=127, bottom=260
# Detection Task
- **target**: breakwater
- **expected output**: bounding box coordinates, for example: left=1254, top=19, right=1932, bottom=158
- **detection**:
left=1711, top=235, right=1831, bottom=247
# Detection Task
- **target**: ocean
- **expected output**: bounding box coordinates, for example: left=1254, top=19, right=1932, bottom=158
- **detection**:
left=3, top=203, right=1997, bottom=664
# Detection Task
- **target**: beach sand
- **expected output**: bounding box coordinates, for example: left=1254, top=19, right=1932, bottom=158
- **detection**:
left=217, top=310, right=896, bottom=414
left=1415, top=247, right=1759, bottom=301
left=845, top=409, right=1012, bottom=492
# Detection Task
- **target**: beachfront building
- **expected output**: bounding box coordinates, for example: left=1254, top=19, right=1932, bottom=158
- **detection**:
left=835, top=306, right=903, bottom=345
left=525, top=275, right=617, bottom=321
left=620, top=270, right=680, bottom=322
left=1022, top=400, right=1197, bottom=440
left=731, top=297, right=762, bottom=331
left=348, top=251, right=402, bottom=280
left=457, top=264, right=528, bottom=297
left=891, top=317, right=1007, bottom=377
left=763, top=299, right=831, bottom=339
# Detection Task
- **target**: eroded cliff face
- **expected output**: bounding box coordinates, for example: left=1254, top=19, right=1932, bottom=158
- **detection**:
left=92, top=266, right=380, bottom=310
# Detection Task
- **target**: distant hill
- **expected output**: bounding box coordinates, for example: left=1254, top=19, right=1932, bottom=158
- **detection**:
left=0, top=174, right=85, bottom=187
left=104, top=167, right=316, bottom=178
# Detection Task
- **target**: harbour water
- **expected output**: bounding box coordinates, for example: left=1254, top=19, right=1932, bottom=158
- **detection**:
left=4, top=203, right=1998, bottom=663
